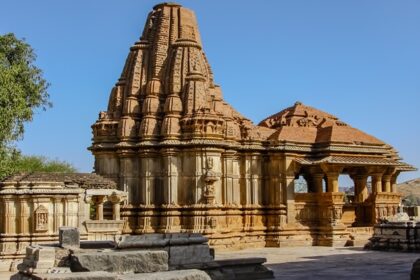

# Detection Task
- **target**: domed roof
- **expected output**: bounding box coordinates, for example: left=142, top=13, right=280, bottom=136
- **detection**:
left=258, top=102, right=384, bottom=145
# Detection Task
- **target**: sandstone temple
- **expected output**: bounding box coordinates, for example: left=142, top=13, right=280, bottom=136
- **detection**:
left=0, top=2, right=416, bottom=265
left=89, top=2, right=415, bottom=248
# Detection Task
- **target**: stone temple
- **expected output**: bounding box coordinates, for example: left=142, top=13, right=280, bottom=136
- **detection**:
left=89, top=2, right=415, bottom=249
left=0, top=3, right=416, bottom=267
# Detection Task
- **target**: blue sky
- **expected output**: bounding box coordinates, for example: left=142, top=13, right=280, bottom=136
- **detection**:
left=1, top=0, right=419, bottom=183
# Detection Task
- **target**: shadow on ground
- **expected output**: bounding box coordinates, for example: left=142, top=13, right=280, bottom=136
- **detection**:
left=266, top=248, right=418, bottom=280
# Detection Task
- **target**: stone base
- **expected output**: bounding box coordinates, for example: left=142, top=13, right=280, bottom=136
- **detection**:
left=367, top=222, right=420, bottom=252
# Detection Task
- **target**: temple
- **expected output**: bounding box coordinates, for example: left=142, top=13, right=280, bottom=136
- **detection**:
left=88, top=2, right=416, bottom=248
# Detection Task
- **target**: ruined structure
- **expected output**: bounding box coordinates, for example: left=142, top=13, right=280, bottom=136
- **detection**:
left=89, top=2, right=416, bottom=249
left=0, top=173, right=127, bottom=267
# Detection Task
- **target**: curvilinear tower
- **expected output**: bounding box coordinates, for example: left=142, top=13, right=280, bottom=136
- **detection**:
left=90, top=2, right=415, bottom=248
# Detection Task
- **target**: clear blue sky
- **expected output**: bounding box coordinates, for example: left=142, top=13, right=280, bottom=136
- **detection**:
left=1, top=0, right=419, bottom=183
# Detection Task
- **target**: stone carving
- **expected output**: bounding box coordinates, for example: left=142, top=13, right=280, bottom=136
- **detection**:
left=34, top=205, right=49, bottom=232
left=87, top=2, right=415, bottom=251
left=203, top=157, right=218, bottom=205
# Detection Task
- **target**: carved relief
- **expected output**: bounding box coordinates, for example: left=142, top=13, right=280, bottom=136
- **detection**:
left=34, top=205, right=48, bottom=232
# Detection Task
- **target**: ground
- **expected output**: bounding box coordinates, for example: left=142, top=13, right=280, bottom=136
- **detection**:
left=216, top=247, right=418, bottom=280
left=1, top=247, right=417, bottom=279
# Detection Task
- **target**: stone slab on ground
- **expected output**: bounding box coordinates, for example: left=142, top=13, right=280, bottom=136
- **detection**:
left=169, top=244, right=213, bottom=267
left=118, top=269, right=211, bottom=280
left=31, top=271, right=117, bottom=280
left=116, top=233, right=208, bottom=249
left=70, top=250, right=168, bottom=273
left=59, top=227, right=80, bottom=249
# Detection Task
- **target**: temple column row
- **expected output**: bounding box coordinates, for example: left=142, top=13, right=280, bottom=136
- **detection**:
left=93, top=194, right=123, bottom=221
left=303, top=168, right=399, bottom=196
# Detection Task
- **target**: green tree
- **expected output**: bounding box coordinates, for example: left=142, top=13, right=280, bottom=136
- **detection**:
left=13, top=155, right=77, bottom=173
left=0, top=33, right=52, bottom=179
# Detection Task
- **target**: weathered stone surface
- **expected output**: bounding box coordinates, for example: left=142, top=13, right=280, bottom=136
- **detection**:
left=169, top=244, right=213, bottom=266
left=31, top=271, right=117, bottom=280
left=116, top=234, right=167, bottom=249
left=411, top=259, right=420, bottom=280
left=118, top=269, right=211, bottom=280
left=59, top=227, right=80, bottom=248
left=367, top=221, right=420, bottom=252
left=70, top=250, right=168, bottom=273
left=116, top=233, right=208, bottom=249
left=17, top=246, right=56, bottom=274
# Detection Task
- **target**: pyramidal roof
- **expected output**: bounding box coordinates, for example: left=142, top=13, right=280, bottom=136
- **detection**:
left=258, top=101, right=385, bottom=145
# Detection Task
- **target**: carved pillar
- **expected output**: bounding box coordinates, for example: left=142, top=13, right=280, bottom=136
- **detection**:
left=222, top=150, right=237, bottom=205
left=371, top=173, right=383, bottom=194
left=382, top=175, right=392, bottom=193
left=352, top=174, right=368, bottom=203
left=284, top=175, right=296, bottom=224
left=95, top=196, right=106, bottom=220
left=391, top=172, right=400, bottom=193
left=18, top=198, right=29, bottom=234
left=326, top=172, right=340, bottom=192
left=312, top=173, right=324, bottom=193
left=109, top=194, right=122, bottom=220
left=162, top=149, right=179, bottom=206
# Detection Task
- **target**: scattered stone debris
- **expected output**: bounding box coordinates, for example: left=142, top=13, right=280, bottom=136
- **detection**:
left=11, top=232, right=273, bottom=279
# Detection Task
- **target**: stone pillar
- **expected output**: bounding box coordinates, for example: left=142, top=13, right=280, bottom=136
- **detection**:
left=95, top=196, right=106, bottom=220
left=326, top=172, right=339, bottom=192
left=352, top=175, right=368, bottom=203
left=371, top=173, right=383, bottom=194
left=113, top=202, right=121, bottom=220
left=312, top=173, right=324, bottom=193
left=284, top=175, right=296, bottom=224
left=382, top=175, right=392, bottom=193
left=109, top=194, right=123, bottom=220
left=391, top=172, right=400, bottom=193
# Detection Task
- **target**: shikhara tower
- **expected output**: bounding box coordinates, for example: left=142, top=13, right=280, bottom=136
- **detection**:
left=90, top=3, right=415, bottom=247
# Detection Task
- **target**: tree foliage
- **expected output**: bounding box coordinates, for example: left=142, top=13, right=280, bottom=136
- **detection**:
left=13, top=155, right=77, bottom=173
left=0, top=33, right=51, bottom=146
left=0, top=33, right=60, bottom=179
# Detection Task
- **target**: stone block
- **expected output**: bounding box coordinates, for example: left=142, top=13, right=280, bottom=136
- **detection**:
left=70, top=250, right=168, bottom=273
left=59, top=227, right=80, bottom=248
left=411, top=259, right=420, bottom=280
left=166, top=233, right=208, bottom=245
left=118, top=269, right=211, bottom=280
left=169, top=244, right=213, bottom=266
left=32, top=271, right=117, bottom=280
left=116, top=234, right=167, bottom=249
